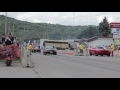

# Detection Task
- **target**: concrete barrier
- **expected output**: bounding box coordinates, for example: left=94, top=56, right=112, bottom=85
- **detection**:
left=118, top=50, right=120, bottom=56
left=64, top=49, right=68, bottom=54
left=85, top=48, right=90, bottom=56
left=74, top=48, right=80, bottom=56
left=113, top=50, right=120, bottom=57
left=21, top=47, right=34, bottom=68
left=74, top=48, right=89, bottom=56
left=20, top=46, right=24, bottom=61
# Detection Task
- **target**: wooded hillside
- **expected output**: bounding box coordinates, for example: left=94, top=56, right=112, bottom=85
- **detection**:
left=0, top=15, right=99, bottom=41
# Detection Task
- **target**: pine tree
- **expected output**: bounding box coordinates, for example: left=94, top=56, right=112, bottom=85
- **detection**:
left=99, top=17, right=110, bottom=36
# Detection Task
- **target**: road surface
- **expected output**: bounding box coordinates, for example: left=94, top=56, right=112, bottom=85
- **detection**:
left=0, top=52, right=120, bottom=78
left=31, top=53, right=120, bottom=78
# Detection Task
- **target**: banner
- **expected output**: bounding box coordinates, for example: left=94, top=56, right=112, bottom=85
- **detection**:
left=114, top=40, right=120, bottom=45
left=110, top=23, right=120, bottom=33
left=113, top=33, right=120, bottom=39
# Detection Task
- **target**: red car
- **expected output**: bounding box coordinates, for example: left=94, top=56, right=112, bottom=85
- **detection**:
left=89, top=46, right=111, bottom=56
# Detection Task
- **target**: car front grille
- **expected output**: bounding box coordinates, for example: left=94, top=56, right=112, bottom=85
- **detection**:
left=101, top=50, right=109, bottom=52
left=47, top=50, right=56, bottom=52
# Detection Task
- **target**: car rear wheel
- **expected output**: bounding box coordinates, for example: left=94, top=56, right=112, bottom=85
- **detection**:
left=107, top=54, right=110, bottom=56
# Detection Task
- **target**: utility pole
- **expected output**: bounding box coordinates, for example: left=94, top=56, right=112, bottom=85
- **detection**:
left=45, top=31, right=46, bottom=39
left=47, top=31, right=49, bottom=39
left=23, top=26, right=26, bottom=40
left=42, top=32, right=43, bottom=39
left=26, top=27, right=28, bottom=38
left=73, top=12, right=74, bottom=28
left=24, top=26, right=25, bottom=32
left=9, top=21, right=11, bottom=33
left=72, top=12, right=75, bottom=39
left=12, top=23, right=14, bottom=36
left=5, top=12, right=7, bottom=35
left=46, top=30, right=48, bottom=39
left=43, top=31, right=45, bottom=39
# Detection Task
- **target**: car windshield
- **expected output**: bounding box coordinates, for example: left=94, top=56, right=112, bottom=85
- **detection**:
left=97, top=47, right=104, bottom=49
left=46, top=46, right=55, bottom=49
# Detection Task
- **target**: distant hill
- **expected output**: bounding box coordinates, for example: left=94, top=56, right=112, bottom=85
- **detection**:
left=0, top=15, right=99, bottom=41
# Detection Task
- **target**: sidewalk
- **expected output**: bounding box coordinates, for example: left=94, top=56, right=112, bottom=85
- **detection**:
left=0, top=61, right=39, bottom=78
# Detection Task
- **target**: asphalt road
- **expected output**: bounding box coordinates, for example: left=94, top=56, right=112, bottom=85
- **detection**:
left=0, top=52, right=120, bottom=78
left=31, top=53, right=120, bottom=78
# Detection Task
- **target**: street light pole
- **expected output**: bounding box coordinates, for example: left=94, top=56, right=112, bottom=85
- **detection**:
left=5, top=12, right=7, bottom=35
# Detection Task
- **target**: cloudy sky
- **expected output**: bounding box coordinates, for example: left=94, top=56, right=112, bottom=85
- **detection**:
left=0, top=12, right=120, bottom=26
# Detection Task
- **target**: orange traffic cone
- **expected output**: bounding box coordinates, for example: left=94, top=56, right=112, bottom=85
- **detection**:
left=114, top=50, right=118, bottom=57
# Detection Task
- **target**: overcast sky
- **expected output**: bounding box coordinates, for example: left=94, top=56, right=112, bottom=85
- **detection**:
left=0, top=12, right=120, bottom=26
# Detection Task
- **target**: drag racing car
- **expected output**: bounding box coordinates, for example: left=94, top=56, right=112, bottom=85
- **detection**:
left=43, top=46, right=57, bottom=55
left=89, top=46, right=111, bottom=56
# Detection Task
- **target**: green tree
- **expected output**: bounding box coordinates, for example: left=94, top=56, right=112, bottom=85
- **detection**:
left=99, top=17, right=110, bottom=36
left=77, top=26, right=99, bottom=39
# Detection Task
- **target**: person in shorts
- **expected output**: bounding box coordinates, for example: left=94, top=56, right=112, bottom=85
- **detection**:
left=79, top=43, right=85, bottom=56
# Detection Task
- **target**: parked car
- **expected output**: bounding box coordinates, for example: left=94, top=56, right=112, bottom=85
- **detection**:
left=43, top=46, right=57, bottom=55
left=89, top=46, right=111, bottom=56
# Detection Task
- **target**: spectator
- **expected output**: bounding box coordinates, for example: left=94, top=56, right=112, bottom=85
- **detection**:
left=8, top=33, right=14, bottom=44
left=5, top=36, right=12, bottom=45
left=1, top=34, right=6, bottom=44
left=118, top=46, right=120, bottom=51
left=13, top=36, right=19, bottom=47
left=13, top=36, right=17, bottom=44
